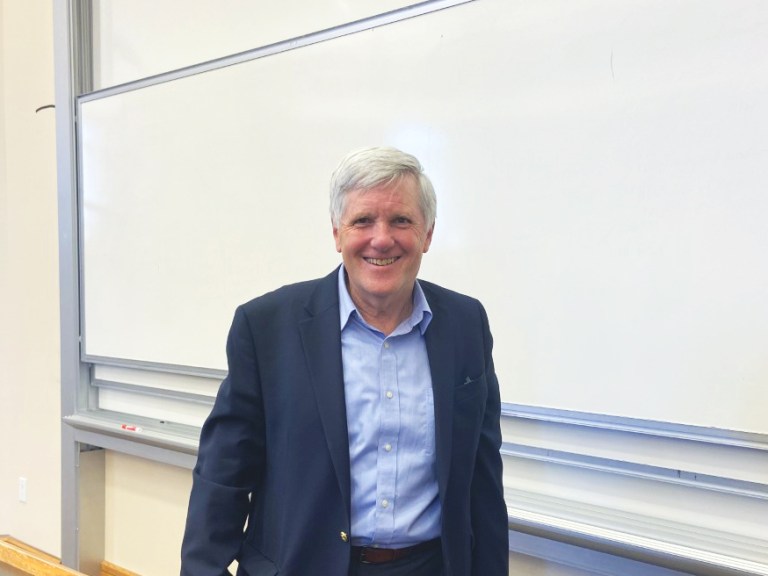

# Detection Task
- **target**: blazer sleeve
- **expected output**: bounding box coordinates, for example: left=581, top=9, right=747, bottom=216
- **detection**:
left=470, top=302, right=509, bottom=576
left=181, top=305, right=266, bottom=576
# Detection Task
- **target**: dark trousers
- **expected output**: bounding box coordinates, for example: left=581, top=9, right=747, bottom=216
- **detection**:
left=348, top=543, right=443, bottom=576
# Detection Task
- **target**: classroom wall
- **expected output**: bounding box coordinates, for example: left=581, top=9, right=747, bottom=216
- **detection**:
left=5, top=1, right=757, bottom=575
left=0, top=0, right=60, bottom=557
left=84, top=5, right=705, bottom=575
left=85, top=4, right=645, bottom=575
left=102, top=454, right=606, bottom=576
left=103, top=453, right=191, bottom=576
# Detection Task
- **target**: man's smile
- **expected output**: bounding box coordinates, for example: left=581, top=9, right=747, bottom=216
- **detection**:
left=364, top=257, right=399, bottom=266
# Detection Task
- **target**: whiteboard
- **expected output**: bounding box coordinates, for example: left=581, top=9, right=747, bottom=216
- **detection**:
left=93, top=0, right=418, bottom=88
left=80, top=0, right=768, bottom=433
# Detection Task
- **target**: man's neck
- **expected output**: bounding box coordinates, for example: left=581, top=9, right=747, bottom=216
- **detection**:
left=349, top=289, right=414, bottom=336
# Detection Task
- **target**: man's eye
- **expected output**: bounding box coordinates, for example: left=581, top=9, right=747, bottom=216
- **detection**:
left=353, top=217, right=372, bottom=226
left=393, top=217, right=411, bottom=225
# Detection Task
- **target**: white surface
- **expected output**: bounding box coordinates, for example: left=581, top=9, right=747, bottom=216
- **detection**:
left=17, top=478, right=26, bottom=504
left=80, top=0, right=768, bottom=432
left=92, top=0, right=417, bottom=88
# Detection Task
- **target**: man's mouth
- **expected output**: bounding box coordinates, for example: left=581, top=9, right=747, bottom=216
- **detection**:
left=365, top=257, right=399, bottom=266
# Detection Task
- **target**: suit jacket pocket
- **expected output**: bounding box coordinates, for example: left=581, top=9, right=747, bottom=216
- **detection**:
left=454, top=373, right=486, bottom=404
left=452, top=374, right=488, bottom=448
left=237, top=542, right=278, bottom=576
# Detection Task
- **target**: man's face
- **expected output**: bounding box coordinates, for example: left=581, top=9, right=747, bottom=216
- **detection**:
left=333, top=174, right=434, bottom=313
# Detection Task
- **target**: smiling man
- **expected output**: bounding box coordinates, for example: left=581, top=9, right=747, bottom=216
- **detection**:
left=333, top=166, right=433, bottom=335
left=181, top=147, right=508, bottom=576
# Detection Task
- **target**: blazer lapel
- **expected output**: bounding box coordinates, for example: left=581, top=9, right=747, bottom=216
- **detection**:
left=423, top=293, right=457, bottom=503
left=298, top=269, right=351, bottom=522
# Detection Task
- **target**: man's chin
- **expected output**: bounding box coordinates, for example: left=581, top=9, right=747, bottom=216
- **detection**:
left=350, top=280, right=411, bottom=304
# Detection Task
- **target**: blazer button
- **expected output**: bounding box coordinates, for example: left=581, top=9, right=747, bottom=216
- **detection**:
left=340, top=531, right=349, bottom=543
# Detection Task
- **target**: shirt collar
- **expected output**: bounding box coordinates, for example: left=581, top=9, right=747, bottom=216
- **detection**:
left=338, top=265, right=432, bottom=335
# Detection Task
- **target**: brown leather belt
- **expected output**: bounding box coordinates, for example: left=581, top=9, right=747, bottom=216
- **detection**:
left=351, top=538, right=441, bottom=564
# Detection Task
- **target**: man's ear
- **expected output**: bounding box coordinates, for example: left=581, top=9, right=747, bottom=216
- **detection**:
left=332, top=219, right=341, bottom=253
left=423, top=222, right=435, bottom=253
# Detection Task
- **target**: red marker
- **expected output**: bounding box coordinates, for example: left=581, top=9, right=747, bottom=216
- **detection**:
left=121, top=424, right=143, bottom=432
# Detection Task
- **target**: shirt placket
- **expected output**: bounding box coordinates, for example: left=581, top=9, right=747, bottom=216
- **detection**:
left=375, top=337, right=399, bottom=541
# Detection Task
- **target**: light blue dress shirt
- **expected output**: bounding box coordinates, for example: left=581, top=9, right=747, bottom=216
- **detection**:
left=338, top=266, right=441, bottom=548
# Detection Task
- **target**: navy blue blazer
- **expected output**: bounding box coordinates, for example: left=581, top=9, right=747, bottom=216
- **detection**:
left=181, top=268, right=508, bottom=576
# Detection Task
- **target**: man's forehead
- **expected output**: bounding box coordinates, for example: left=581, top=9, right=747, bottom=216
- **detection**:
left=344, top=189, right=420, bottom=213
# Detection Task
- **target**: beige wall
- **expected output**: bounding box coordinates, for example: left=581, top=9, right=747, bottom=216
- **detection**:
left=0, top=0, right=60, bottom=557
left=102, top=455, right=599, bottom=576
left=104, top=453, right=191, bottom=576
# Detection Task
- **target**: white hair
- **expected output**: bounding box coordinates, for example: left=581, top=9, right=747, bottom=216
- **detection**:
left=329, top=147, right=437, bottom=228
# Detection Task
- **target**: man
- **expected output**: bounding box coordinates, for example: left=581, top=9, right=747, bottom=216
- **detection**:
left=181, top=147, right=508, bottom=576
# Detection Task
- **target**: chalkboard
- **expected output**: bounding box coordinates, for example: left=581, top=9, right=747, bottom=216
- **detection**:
left=79, top=0, right=768, bottom=433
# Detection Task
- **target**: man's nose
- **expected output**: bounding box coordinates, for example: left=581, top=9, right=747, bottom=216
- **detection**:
left=370, top=222, right=395, bottom=250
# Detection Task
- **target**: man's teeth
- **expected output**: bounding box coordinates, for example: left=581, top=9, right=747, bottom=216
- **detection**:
left=366, top=257, right=398, bottom=266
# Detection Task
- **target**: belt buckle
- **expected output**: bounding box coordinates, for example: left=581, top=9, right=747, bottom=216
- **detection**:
left=359, top=547, right=372, bottom=564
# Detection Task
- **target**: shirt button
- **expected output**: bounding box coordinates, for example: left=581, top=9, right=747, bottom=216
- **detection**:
left=384, top=443, right=392, bottom=452
left=383, top=341, right=390, bottom=349
left=386, top=390, right=394, bottom=399
left=381, top=499, right=389, bottom=508
left=340, top=531, right=348, bottom=543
